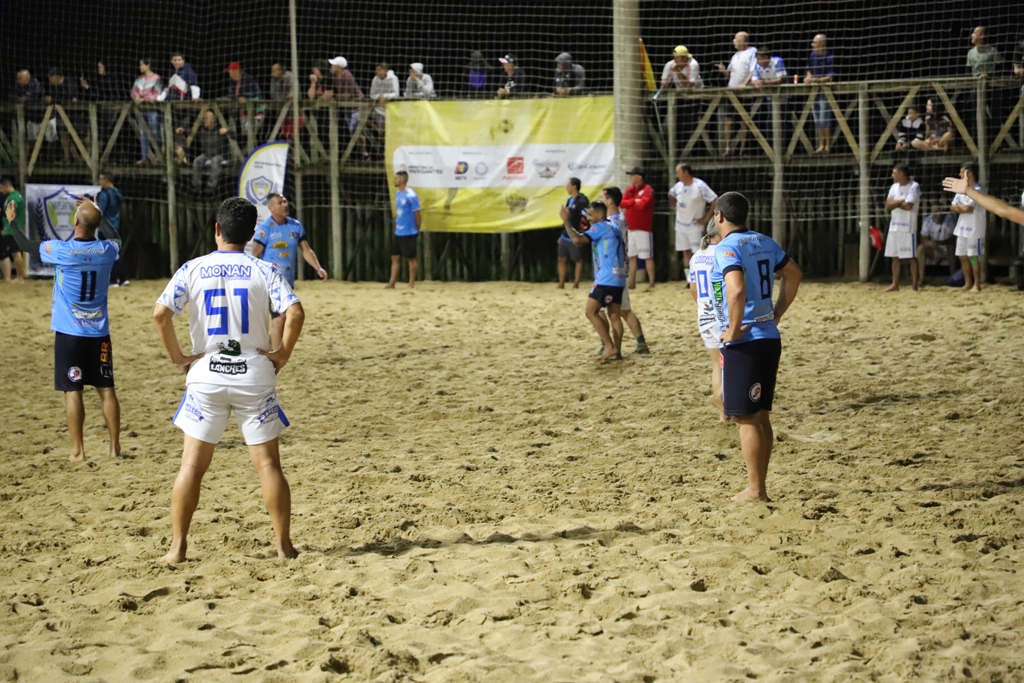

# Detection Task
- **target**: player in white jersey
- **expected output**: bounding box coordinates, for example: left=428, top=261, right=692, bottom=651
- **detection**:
left=668, top=163, right=718, bottom=282
left=884, top=163, right=921, bottom=291
left=688, top=219, right=725, bottom=421
left=154, top=198, right=305, bottom=564
left=950, top=162, right=987, bottom=292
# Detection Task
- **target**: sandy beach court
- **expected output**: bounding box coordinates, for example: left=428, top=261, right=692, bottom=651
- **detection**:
left=1, top=278, right=1022, bottom=682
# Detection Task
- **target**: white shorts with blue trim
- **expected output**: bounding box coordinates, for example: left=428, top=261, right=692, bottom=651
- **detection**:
left=173, top=383, right=290, bottom=446
left=954, top=236, right=984, bottom=258
left=885, top=231, right=916, bottom=259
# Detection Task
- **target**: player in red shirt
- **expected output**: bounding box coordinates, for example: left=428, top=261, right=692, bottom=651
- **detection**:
left=620, top=167, right=656, bottom=290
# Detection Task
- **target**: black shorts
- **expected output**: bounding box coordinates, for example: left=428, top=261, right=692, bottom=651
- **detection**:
left=1, top=234, right=21, bottom=258
left=54, top=332, right=115, bottom=391
left=391, top=234, right=418, bottom=259
left=588, top=284, right=624, bottom=309
left=721, top=338, right=781, bottom=417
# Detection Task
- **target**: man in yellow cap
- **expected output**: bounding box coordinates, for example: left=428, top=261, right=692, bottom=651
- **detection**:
left=661, top=46, right=703, bottom=89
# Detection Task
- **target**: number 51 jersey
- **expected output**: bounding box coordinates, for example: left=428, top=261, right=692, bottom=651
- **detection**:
left=157, top=250, right=300, bottom=387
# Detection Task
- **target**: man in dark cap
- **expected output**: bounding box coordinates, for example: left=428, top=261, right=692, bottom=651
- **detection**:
left=554, top=52, right=585, bottom=96
left=497, top=54, right=525, bottom=98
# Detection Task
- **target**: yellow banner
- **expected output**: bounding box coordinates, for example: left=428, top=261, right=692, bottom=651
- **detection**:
left=385, top=96, right=615, bottom=233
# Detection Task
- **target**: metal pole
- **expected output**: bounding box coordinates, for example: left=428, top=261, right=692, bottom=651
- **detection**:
left=328, top=101, right=342, bottom=280
left=858, top=85, right=870, bottom=282
left=163, top=103, right=179, bottom=272
left=16, top=105, right=28, bottom=191
left=501, top=233, right=512, bottom=280
left=771, top=93, right=785, bottom=246
left=288, top=0, right=305, bottom=280
left=89, top=105, right=100, bottom=184
left=976, top=79, right=988, bottom=284
left=612, top=0, right=644, bottom=183
left=667, top=91, right=678, bottom=280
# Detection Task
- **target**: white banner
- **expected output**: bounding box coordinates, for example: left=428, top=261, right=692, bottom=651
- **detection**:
left=25, top=183, right=101, bottom=277
left=393, top=143, right=616, bottom=190
left=238, top=141, right=289, bottom=225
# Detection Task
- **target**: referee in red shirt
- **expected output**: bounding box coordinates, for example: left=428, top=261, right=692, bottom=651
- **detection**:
left=620, top=167, right=656, bottom=290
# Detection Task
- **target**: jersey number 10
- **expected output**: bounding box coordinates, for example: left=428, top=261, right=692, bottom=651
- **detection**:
left=204, top=288, right=249, bottom=335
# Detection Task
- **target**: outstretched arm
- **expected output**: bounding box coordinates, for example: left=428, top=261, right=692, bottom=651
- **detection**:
left=943, top=176, right=1024, bottom=226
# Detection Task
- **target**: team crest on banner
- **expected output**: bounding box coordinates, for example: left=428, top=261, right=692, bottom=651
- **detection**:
left=25, top=183, right=102, bottom=276
left=237, top=141, right=289, bottom=225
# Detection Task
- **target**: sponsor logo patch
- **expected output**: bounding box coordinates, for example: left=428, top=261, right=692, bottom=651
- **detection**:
left=182, top=395, right=204, bottom=422
left=272, top=241, right=289, bottom=249
left=749, top=383, right=762, bottom=402
left=200, top=264, right=251, bottom=279
left=256, top=395, right=281, bottom=424
left=67, top=366, right=82, bottom=382
left=209, top=357, right=248, bottom=375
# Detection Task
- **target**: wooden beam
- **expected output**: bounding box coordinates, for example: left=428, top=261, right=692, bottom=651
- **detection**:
left=989, top=94, right=1024, bottom=157
left=0, top=126, right=15, bottom=166
left=933, top=83, right=977, bottom=158
left=54, top=106, right=97, bottom=176
left=339, top=104, right=370, bottom=167
left=184, top=107, right=206, bottom=147
left=681, top=93, right=721, bottom=157
left=305, top=113, right=329, bottom=160
left=785, top=92, right=816, bottom=160
left=869, top=86, right=920, bottom=163
left=89, top=105, right=99, bottom=183
left=132, top=106, right=164, bottom=163
left=266, top=101, right=291, bottom=141
left=26, top=105, right=54, bottom=176
left=821, top=86, right=859, bottom=158
left=100, top=104, right=131, bottom=165
left=209, top=103, right=245, bottom=162
left=725, top=91, right=773, bottom=161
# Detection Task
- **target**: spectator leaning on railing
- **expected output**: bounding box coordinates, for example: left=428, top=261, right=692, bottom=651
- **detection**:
left=661, top=45, right=702, bottom=90
left=46, top=67, right=80, bottom=164
left=554, top=52, right=585, bottom=96
left=467, top=51, right=489, bottom=96
left=967, top=26, right=1001, bottom=79
left=715, top=31, right=757, bottom=156
left=166, top=52, right=201, bottom=102
left=497, top=54, right=525, bottom=98
left=10, top=69, right=46, bottom=140
left=224, top=61, right=263, bottom=135
left=269, top=63, right=293, bottom=101
left=326, top=57, right=364, bottom=101
left=405, top=63, right=436, bottom=99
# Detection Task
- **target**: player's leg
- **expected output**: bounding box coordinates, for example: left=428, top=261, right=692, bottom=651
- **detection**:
left=910, top=253, right=921, bottom=291
left=607, top=304, right=624, bottom=360
left=958, top=255, right=972, bottom=291
left=407, top=257, right=417, bottom=289
left=916, top=240, right=929, bottom=283
left=707, top=347, right=725, bottom=421
left=247, top=439, right=298, bottom=559
left=732, top=412, right=768, bottom=501
left=0, top=255, right=11, bottom=282
left=573, top=251, right=582, bottom=289
left=557, top=255, right=567, bottom=288
left=645, top=254, right=656, bottom=290
left=386, top=254, right=400, bottom=288
left=887, top=257, right=901, bottom=291
left=95, top=387, right=121, bottom=458
left=64, top=391, right=86, bottom=461
left=585, top=295, right=615, bottom=360
left=627, top=256, right=637, bottom=289
left=625, top=311, right=648, bottom=354
left=163, top=435, right=216, bottom=564
left=970, top=255, right=982, bottom=292
left=12, top=250, right=26, bottom=283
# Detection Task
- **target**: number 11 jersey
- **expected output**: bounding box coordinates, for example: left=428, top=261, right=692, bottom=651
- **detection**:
left=40, top=238, right=120, bottom=337
left=157, top=250, right=300, bottom=387
left=710, top=229, right=789, bottom=345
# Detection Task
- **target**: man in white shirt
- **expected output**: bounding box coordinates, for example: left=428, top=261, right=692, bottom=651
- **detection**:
left=884, top=163, right=921, bottom=291
left=153, top=197, right=305, bottom=564
left=661, top=45, right=703, bottom=90
left=951, top=162, right=987, bottom=292
left=715, top=32, right=757, bottom=155
left=667, top=163, right=718, bottom=281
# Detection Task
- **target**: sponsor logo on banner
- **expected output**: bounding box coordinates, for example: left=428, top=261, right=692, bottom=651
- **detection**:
left=474, top=161, right=488, bottom=177
left=238, top=142, right=288, bottom=226
left=504, top=157, right=526, bottom=181
left=455, top=161, right=469, bottom=176
left=533, top=160, right=560, bottom=179
left=407, top=165, right=442, bottom=175
left=244, top=175, right=274, bottom=205
left=568, top=161, right=609, bottom=173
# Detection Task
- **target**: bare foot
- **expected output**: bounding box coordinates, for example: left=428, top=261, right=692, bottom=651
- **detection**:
left=408, top=283, right=415, bottom=289
left=161, top=548, right=187, bottom=564
left=383, top=283, right=396, bottom=289
left=68, top=451, right=85, bottom=462
left=110, top=445, right=122, bottom=459
left=885, top=284, right=899, bottom=292
left=573, top=283, right=580, bottom=289
left=647, top=285, right=655, bottom=291
left=959, top=285, right=971, bottom=292
left=627, top=283, right=636, bottom=290
left=557, top=283, right=565, bottom=289
left=912, top=282, right=920, bottom=291
left=597, top=346, right=619, bottom=363
left=278, top=544, right=299, bottom=560
left=733, top=488, right=770, bottom=502
left=970, top=286, right=981, bottom=292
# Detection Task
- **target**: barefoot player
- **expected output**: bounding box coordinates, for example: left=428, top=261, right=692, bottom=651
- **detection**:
left=950, top=162, right=986, bottom=292
left=32, top=200, right=122, bottom=461
left=603, top=186, right=649, bottom=355
left=689, top=218, right=725, bottom=421
left=386, top=170, right=421, bottom=289
left=154, top=198, right=305, bottom=563
left=710, top=192, right=802, bottom=502
left=564, top=200, right=627, bottom=361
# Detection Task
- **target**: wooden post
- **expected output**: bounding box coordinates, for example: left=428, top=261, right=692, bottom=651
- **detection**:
left=771, top=92, right=785, bottom=246
left=288, top=0, right=306, bottom=279
left=164, top=103, right=179, bottom=272
left=976, top=79, right=988, bottom=283
left=328, top=100, right=343, bottom=280
left=666, top=91, right=678, bottom=280
left=15, top=105, right=27, bottom=190
left=89, top=105, right=100, bottom=184
left=858, top=85, right=870, bottom=283
left=423, top=231, right=432, bottom=281
left=613, top=0, right=644, bottom=183
left=500, top=233, right=512, bottom=280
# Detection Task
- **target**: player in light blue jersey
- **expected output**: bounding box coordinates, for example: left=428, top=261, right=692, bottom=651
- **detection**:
left=252, top=193, right=327, bottom=347
left=710, top=192, right=802, bottom=502
left=564, top=201, right=627, bottom=362
left=387, top=170, right=422, bottom=289
left=602, top=186, right=649, bottom=355
left=37, top=201, right=122, bottom=461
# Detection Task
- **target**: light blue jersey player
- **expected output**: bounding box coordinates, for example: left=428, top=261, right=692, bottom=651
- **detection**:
left=708, top=192, right=802, bottom=503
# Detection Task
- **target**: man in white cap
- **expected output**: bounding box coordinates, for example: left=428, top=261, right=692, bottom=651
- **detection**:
left=405, top=63, right=436, bottom=99
left=326, top=57, right=363, bottom=100
left=661, top=46, right=703, bottom=89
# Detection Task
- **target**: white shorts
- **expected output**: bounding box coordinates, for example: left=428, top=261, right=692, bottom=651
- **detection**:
left=627, top=230, right=653, bottom=259
left=675, top=225, right=702, bottom=253
left=699, top=325, right=720, bottom=349
left=173, top=383, right=290, bottom=446
left=885, top=232, right=916, bottom=259
left=955, top=236, right=985, bottom=257
left=620, top=286, right=631, bottom=312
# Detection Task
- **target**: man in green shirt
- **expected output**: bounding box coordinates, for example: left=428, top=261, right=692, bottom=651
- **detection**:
left=1, top=177, right=27, bottom=284
left=967, top=26, right=1002, bottom=78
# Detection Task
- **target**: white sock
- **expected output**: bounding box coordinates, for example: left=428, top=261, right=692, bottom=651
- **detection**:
left=683, top=267, right=690, bottom=280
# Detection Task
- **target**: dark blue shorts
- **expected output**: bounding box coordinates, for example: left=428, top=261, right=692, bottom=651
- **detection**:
left=54, top=332, right=115, bottom=391
left=721, top=338, right=781, bottom=416
left=588, top=285, right=624, bottom=309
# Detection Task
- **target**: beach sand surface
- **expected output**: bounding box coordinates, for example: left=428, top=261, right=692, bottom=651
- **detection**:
left=1, top=279, right=1022, bottom=682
